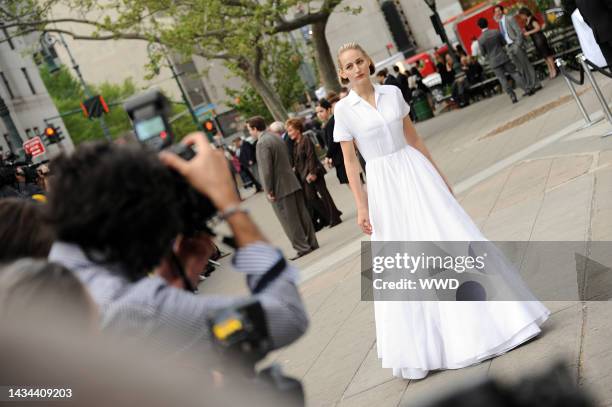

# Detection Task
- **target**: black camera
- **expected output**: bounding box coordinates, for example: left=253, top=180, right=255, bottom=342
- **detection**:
left=209, top=298, right=304, bottom=406
left=123, top=89, right=216, bottom=236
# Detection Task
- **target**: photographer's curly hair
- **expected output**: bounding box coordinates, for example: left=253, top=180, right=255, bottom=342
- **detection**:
left=46, top=142, right=184, bottom=281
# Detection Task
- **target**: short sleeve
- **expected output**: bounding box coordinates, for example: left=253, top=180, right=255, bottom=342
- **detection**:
left=396, top=86, right=411, bottom=118
left=333, top=104, right=354, bottom=142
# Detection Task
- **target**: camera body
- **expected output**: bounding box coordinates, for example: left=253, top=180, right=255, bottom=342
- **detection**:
left=209, top=298, right=304, bottom=405
left=124, top=90, right=215, bottom=236
left=124, top=89, right=175, bottom=151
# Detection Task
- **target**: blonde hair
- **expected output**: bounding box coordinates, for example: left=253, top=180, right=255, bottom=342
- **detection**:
left=336, top=42, right=375, bottom=85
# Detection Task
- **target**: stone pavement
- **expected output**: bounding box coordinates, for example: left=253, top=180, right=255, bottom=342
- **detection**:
left=201, top=72, right=612, bottom=406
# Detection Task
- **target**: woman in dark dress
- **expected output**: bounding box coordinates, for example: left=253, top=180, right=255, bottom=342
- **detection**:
left=435, top=54, right=455, bottom=87
left=519, top=7, right=557, bottom=79
left=286, top=117, right=342, bottom=227
left=316, top=97, right=349, bottom=185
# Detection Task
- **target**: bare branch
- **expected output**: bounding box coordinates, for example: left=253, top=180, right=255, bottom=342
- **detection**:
left=321, top=0, right=344, bottom=13
left=253, top=43, right=263, bottom=78
left=193, top=43, right=239, bottom=60
left=194, top=50, right=238, bottom=61
left=272, top=0, right=342, bottom=33
left=221, top=0, right=257, bottom=7
left=273, top=11, right=327, bottom=32
left=2, top=17, right=112, bottom=30
left=0, top=26, right=155, bottom=44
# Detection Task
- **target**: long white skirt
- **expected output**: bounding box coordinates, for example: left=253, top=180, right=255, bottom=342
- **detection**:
left=366, top=145, right=550, bottom=379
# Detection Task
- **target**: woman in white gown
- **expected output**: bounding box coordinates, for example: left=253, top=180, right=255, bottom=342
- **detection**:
left=333, top=43, right=550, bottom=380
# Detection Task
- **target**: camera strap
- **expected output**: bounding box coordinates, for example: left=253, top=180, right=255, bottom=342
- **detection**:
left=169, top=252, right=197, bottom=293
left=252, top=256, right=287, bottom=294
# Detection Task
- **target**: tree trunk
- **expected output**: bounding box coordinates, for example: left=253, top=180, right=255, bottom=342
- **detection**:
left=242, top=66, right=288, bottom=122
left=311, top=17, right=341, bottom=93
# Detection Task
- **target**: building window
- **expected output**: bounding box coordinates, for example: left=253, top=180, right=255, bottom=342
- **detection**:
left=0, top=72, right=14, bottom=99
left=0, top=24, right=15, bottom=50
left=21, top=68, right=36, bottom=94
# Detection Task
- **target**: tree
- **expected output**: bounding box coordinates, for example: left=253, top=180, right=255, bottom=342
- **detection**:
left=268, top=2, right=363, bottom=93
left=226, top=38, right=307, bottom=122
left=2, top=0, right=359, bottom=119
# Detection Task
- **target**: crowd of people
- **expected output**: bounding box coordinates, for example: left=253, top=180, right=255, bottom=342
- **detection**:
left=0, top=85, right=368, bottom=401
left=0, top=158, right=49, bottom=200
left=367, top=4, right=562, bottom=110
left=0, top=132, right=311, bottom=404
left=1, top=2, right=608, bottom=402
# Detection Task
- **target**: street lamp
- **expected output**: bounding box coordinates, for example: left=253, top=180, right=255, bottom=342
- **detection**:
left=423, top=0, right=458, bottom=65
left=42, top=31, right=112, bottom=141
left=147, top=43, right=204, bottom=133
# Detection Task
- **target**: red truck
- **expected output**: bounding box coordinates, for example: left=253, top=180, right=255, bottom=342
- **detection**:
left=403, top=0, right=543, bottom=78
left=446, top=0, right=542, bottom=55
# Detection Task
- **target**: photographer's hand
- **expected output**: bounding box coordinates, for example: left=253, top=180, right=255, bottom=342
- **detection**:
left=160, top=132, right=240, bottom=211
left=160, top=133, right=266, bottom=247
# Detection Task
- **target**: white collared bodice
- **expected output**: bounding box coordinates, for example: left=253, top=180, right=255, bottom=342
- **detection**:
left=333, top=84, right=411, bottom=162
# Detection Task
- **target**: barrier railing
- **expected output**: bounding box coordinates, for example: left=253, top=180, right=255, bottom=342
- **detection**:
left=556, top=54, right=612, bottom=137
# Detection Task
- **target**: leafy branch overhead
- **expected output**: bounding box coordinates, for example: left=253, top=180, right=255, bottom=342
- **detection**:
left=4, top=0, right=361, bottom=119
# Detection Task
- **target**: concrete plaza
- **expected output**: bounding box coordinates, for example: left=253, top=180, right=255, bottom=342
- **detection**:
left=202, top=72, right=612, bottom=406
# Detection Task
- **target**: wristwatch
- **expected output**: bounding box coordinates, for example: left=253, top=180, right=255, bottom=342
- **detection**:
left=218, top=203, right=249, bottom=220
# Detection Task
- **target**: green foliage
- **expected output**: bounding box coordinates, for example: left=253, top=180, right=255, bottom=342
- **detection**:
left=170, top=104, right=200, bottom=141
left=225, top=39, right=306, bottom=120
left=17, top=0, right=346, bottom=121
left=226, top=87, right=273, bottom=123
left=40, top=66, right=138, bottom=144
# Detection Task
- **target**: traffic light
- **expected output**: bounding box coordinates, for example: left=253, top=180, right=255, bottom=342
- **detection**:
left=203, top=118, right=217, bottom=137
left=43, top=126, right=62, bottom=144
left=80, top=95, right=109, bottom=119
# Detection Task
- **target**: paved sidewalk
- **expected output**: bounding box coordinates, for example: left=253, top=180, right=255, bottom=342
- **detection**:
left=201, top=72, right=612, bottom=406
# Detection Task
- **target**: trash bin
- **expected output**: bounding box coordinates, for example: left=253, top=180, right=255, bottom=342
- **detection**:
left=411, top=90, right=434, bottom=122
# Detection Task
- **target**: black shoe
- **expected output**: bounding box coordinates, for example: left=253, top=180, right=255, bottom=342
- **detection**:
left=509, top=92, right=518, bottom=104
left=289, top=248, right=314, bottom=261
left=329, top=219, right=342, bottom=228
left=533, top=84, right=543, bottom=92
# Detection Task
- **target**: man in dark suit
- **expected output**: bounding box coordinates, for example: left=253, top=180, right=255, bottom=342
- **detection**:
left=577, top=0, right=612, bottom=68
left=236, top=137, right=262, bottom=192
left=477, top=17, right=526, bottom=103
left=376, top=69, right=401, bottom=88
left=249, top=116, right=318, bottom=260
left=393, top=65, right=412, bottom=103
left=269, top=121, right=293, bottom=161
left=494, top=4, right=540, bottom=95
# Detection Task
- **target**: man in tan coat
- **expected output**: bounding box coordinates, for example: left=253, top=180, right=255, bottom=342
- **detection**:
left=248, top=116, right=318, bottom=260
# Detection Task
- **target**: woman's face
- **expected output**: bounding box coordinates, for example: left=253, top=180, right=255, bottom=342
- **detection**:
left=286, top=125, right=300, bottom=140
left=316, top=106, right=330, bottom=122
left=445, top=54, right=453, bottom=64
left=339, top=49, right=371, bottom=86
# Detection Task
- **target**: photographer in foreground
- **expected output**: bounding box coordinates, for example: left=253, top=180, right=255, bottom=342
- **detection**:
left=47, top=133, right=308, bottom=355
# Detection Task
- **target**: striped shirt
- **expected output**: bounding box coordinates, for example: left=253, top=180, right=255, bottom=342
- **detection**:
left=49, top=241, right=308, bottom=354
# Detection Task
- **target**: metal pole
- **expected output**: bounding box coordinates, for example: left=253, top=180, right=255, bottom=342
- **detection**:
left=426, top=2, right=459, bottom=66
left=556, top=58, right=600, bottom=129
left=57, top=33, right=112, bottom=141
left=576, top=54, right=612, bottom=137
left=165, top=54, right=204, bottom=132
